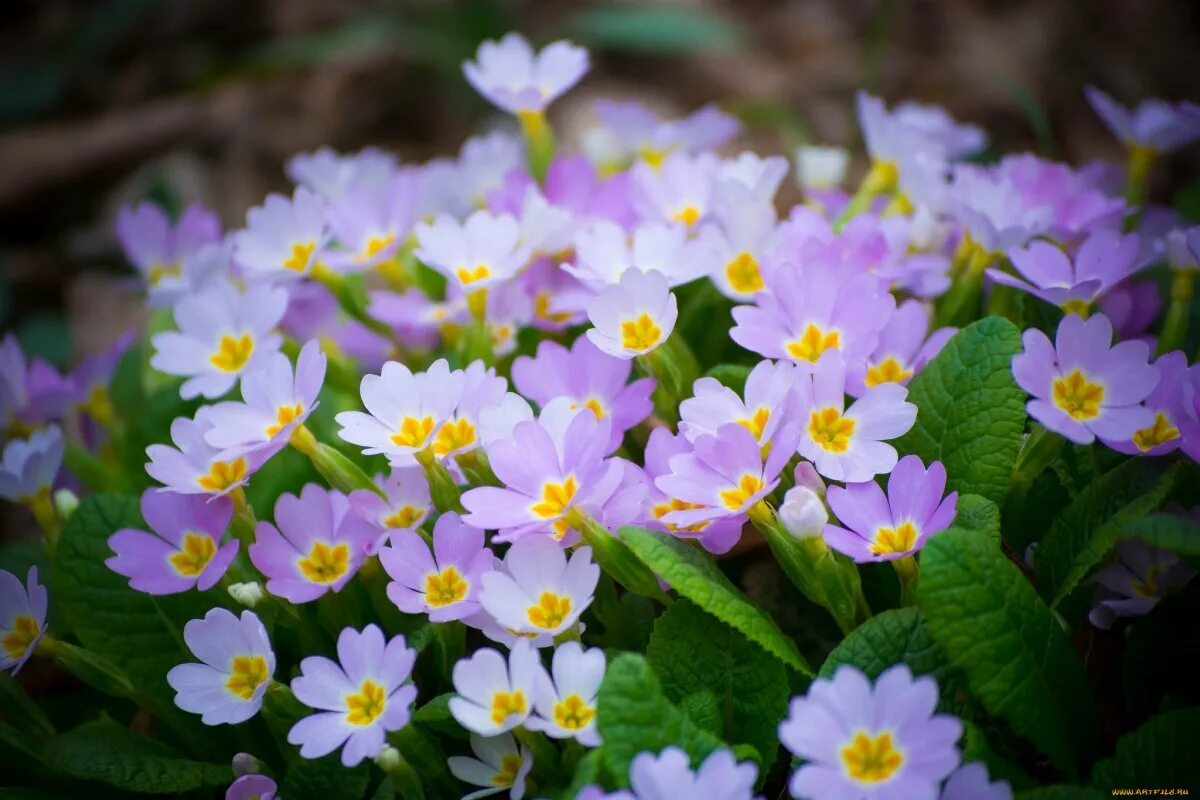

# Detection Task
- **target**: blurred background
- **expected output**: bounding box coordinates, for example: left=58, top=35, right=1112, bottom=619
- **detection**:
left=1, top=0, right=1199, bottom=368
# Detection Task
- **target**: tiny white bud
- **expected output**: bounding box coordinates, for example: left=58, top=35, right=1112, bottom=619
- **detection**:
left=795, top=145, right=849, bottom=191
left=375, top=744, right=402, bottom=773
left=231, top=752, right=260, bottom=777
left=778, top=486, right=828, bottom=540
left=228, top=582, right=264, bottom=608
left=53, top=488, right=80, bottom=521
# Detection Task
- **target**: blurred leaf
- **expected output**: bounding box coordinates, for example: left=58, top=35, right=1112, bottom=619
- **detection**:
left=571, top=6, right=748, bottom=54
left=16, top=313, right=72, bottom=371
left=1000, top=82, right=1057, bottom=157
left=1090, top=708, right=1200, bottom=791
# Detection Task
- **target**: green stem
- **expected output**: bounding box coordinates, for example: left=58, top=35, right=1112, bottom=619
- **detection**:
left=414, top=448, right=465, bottom=513
left=1157, top=269, right=1195, bottom=356
left=1124, top=144, right=1156, bottom=208
left=229, top=487, right=258, bottom=547
left=892, top=555, right=919, bottom=607
left=568, top=510, right=671, bottom=604
left=635, top=333, right=700, bottom=424
left=1009, top=425, right=1064, bottom=494
left=36, top=636, right=135, bottom=697
left=290, top=424, right=385, bottom=497
left=834, top=160, right=898, bottom=231
left=519, top=110, right=557, bottom=183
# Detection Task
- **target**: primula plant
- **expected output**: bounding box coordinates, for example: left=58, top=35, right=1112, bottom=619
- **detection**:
left=6, top=30, right=1200, bottom=800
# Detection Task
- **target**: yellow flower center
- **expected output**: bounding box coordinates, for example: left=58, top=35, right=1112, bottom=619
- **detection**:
left=169, top=532, right=217, bottom=577
left=1133, top=564, right=1165, bottom=599
left=209, top=334, right=255, bottom=373
left=808, top=407, right=856, bottom=453
left=391, top=416, right=435, bottom=449
left=841, top=730, right=904, bottom=783
left=345, top=679, right=387, bottom=726
left=1052, top=369, right=1105, bottom=421
left=1132, top=411, right=1179, bottom=452
left=720, top=473, right=765, bottom=511
left=2, top=615, right=39, bottom=661
left=266, top=403, right=305, bottom=438
left=672, top=205, right=701, bottom=227
left=383, top=505, right=424, bottom=529
left=492, top=324, right=514, bottom=350
left=148, top=261, right=182, bottom=286
left=297, top=541, right=351, bottom=584
left=786, top=323, right=841, bottom=363
left=424, top=566, right=469, bottom=608
left=553, top=694, right=596, bottom=730
left=432, top=418, right=476, bottom=457
left=526, top=591, right=572, bottom=630
left=81, top=385, right=117, bottom=427
left=197, top=457, right=248, bottom=493
left=620, top=313, right=662, bottom=352
left=489, top=690, right=527, bottom=725
left=651, top=498, right=710, bottom=533
left=283, top=241, right=318, bottom=272
left=571, top=397, right=607, bottom=420
left=456, top=264, right=492, bottom=286
left=869, top=521, right=919, bottom=555
left=361, top=234, right=396, bottom=262
left=1060, top=298, right=1091, bottom=318
left=225, top=655, right=269, bottom=700
left=638, top=147, right=670, bottom=169
left=534, top=291, right=572, bottom=324
left=531, top=476, right=578, bottom=520
left=864, top=357, right=913, bottom=388
left=738, top=407, right=771, bottom=440
left=725, top=251, right=764, bottom=295
left=491, top=754, right=524, bottom=787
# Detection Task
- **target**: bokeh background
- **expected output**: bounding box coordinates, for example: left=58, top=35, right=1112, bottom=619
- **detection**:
left=2, top=0, right=1199, bottom=374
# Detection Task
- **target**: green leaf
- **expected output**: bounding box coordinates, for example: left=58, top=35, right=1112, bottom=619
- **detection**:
left=1035, top=459, right=1180, bottom=607
left=647, top=600, right=789, bottom=764
left=410, top=693, right=466, bottom=740
left=918, top=529, right=1100, bottom=777
left=620, top=526, right=811, bottom=675
left=1090, top=708, right=1200, bottom=790
left=280, top=752, right=370, bottom=800
left=596, top=653, right=725, bottom=785
left=42, top=717, right=230, bottom=793
left=1119, top=511, right=1200, bottom=555
left=893, top=317, right=1026, bottom=504
left=572, top=7, right=747, bottom=54
left=559, top=749, right=606, bottom=800
left=953, top=494, right=1001, bottom=539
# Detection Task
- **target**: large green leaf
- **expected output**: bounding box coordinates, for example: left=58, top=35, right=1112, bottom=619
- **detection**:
left=280, top=753, right=370, bottom=800
left=893, top=317, right=1026, bottom=504
left=919, top=529, right=1100, bottom=777
left=953, top=494, right=1001, bottom=539
left=1089, top=708, right=1200, bottom=790
left=42, top=717, right=229, bottom=794
left=620, top=526, right=811, bottom=675
left=596, top=653, right=725, bottom=785
left=819, top=608, right=959, bottom=698
left=1035, top=460, right=1180, bottom=607
left=1119, top=511, right=1200, bottom=555
left=647, top=600, right=789, bottom=765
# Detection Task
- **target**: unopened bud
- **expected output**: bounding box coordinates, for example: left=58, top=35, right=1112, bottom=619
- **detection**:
left=53, top=488, right=80, bottom=521
left=778, top=486, right=828, bottom=540
left=792, top=461, right=826, bottom=497
left=375, top=745, right=402, bottom=773
left=795, top=145, right=849, bottom=191
left=228, top=582, right=264, bottom=608
left=231, top=752, right=261, bottom=777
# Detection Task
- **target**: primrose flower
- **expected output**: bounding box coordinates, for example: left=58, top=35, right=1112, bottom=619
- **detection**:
left=859, top=92, right=986, bottom=163
left=145, top=411, right=267, bottom=497
left=719, top=152, right=790, bottom=203
left=233, top=187, right=328, bottom=279
left=991, top=230, right=1143, bottom=315
left=940, top=763, right=1012, bottom=800
left=824, top=455, right=958, bottom=562
left=0, top=426, right=63, bottom=503
left=588, top=100, right=739, bottom=168
left=449, top=640, right=540, bottom=736
left=703, top=189, right=781, bottom=301
left=116, top=202, right=221, bottom=303
left=1100, top=351, right=1187, bottom=456
left=656, top=421, right=799, bottom=530
left=449, top=731, right=533, bottom=800
left=642, top=427, right=742, bottom=554
left=249, top=484, right=377, bottom=603
left=150, top=279, right=287, bottom=400
left=1085, top=87, right=1200, bottom=152
left=1089, top=540, right=1196, bottom=629
left=69, top=330, right=134, bottom=429
left=326, top=170, right=417, bottom=269
left=586, top=269, right=678, bottom=360
left=566, top=220, right=712, bottom=290
left=226, top=774, right=278, bottom=800
left=0, top=567, right=47, bottom=674
left=287, top=147, right=397, bottom=200
left=379, top=511, right=493, bottom=623
left=167, top=608, right=275, bottom=725
left=349, top=467, right=432, bottom=544
left=780, top=664, right=962, bottom=800
left=797, top=351, right=918, bottom=482
left=432, top=361, right=509, bottom=462
left=106, top=488, right=238, bottom=595
left=846, top=299, right=955, bottom=397
left=288, top=624, right=418, bottom=767
left=994, top=154, right=1127, bottom=242
left=203, top=339, right=326, bottom=456
left=511, top=337, right=655, bottom=450
left=1012, top=313, right=1157, bottom=446
left=463, top=33, right=588, bottom=115
left=479, top=536, right=599, bottom=641
left=336, top=359, right=465, bottom=466
left=730, top=262, right=895, bottom=368
left=679, top=359, right=798, bottom=449
left=525, top=641, right=604, bottom=745
left=414, top=211, right=530, bottom=294
left=946, top=164, right=1054, bottom=254
left=631, top=152, right=718, bottom=228
left=623, top=747, right=758, bottom=800
left=462, top=399, right=622, bottom=541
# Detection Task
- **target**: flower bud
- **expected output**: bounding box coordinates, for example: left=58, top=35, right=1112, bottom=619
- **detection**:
left=795, top=145, right=849, bottom=190
left=228, top=582, right=264, bottom=608
left=53, top=488, right=80, bottom=522
left=375, top=745, right=402, bottom=773
left=792, top=461, right=826, bottom=497
left=778, top=486, right=828, bottom=540
left=231, top=752, right=261, bottom=777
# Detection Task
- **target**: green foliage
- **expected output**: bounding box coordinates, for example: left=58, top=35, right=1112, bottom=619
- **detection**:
left=894, top=317, right=1027, bottom=504
left=1089, top=709, right=1200, bottom=790
left=952, top=494, right=1002, bottom=539
left=280, top=752, right=370, bottom=800
left=647, top=600, right=789, bottom=765
left=571, top=6, right=748, bottom=54
left=919, top=529, right=1100, bottom=777
left=620, top=526, right=812, bottom=675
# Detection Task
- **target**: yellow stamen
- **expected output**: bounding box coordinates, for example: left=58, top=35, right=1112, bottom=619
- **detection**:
left=1052, top=369, right=1105, bottom=421
left=841, top=730, right=904, bottom=783
left=209, top=334, right=255, bottom=373
left=296, top=541, right=351, bottom=584
left=620, top=314, right=662, bottom=351
left=553, top=694, right=596, bottom=730
left=672, top=205, right=701, bottom=227
left=1132, top=411, right=1179, bottom=452
left=786, top=323, right=840, bottom=363
left=361, top=234, right=396, bottom=262
left=1060, top=298, right=1091, bottom=318
left=864, top=357, right=913, bottom=388
left=225, top=655, right=269, bottom=700
left=808, top=407, right=856, bottom=453
left=266, top=403, right=305, bottom=438
left=526, top=591, right=572, bottom=630
left=455, top=264, right=491, bottom=286
left=391, top=416, right=435, bottom=449
left=534, top=290, right=572, bottom=325
left=490, top=690, right=527, bottom=725
left=424, top=566, right=469, bottom=608
left=719, top=473, right=765, bottom=511
left=383, top=505, right=423, bottom=529
left=2, top=615, right=39, bottom=661
left=651, top=498, right=710, bottom=534
left=283, top=241, right=318, bottom=272
left=738, top=407, right=770, bottom=440
left=570, top=397, right=607, bottom=420
left=169, top=532, right=217, bottom=577
left=148, top=261, right=181, bottom=286
left=531, top=477, right=578, bottom=520
left=432, top=418, right=476, bottom=457
left=869, top=521, right=919, bottom=555
left=491, top=754, right=524, bottom=787
left=725, top=251, right=764, bottom=295
left=197, top=457, right=248, bottom=493
left=344, top=679, right=387, bottom=726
